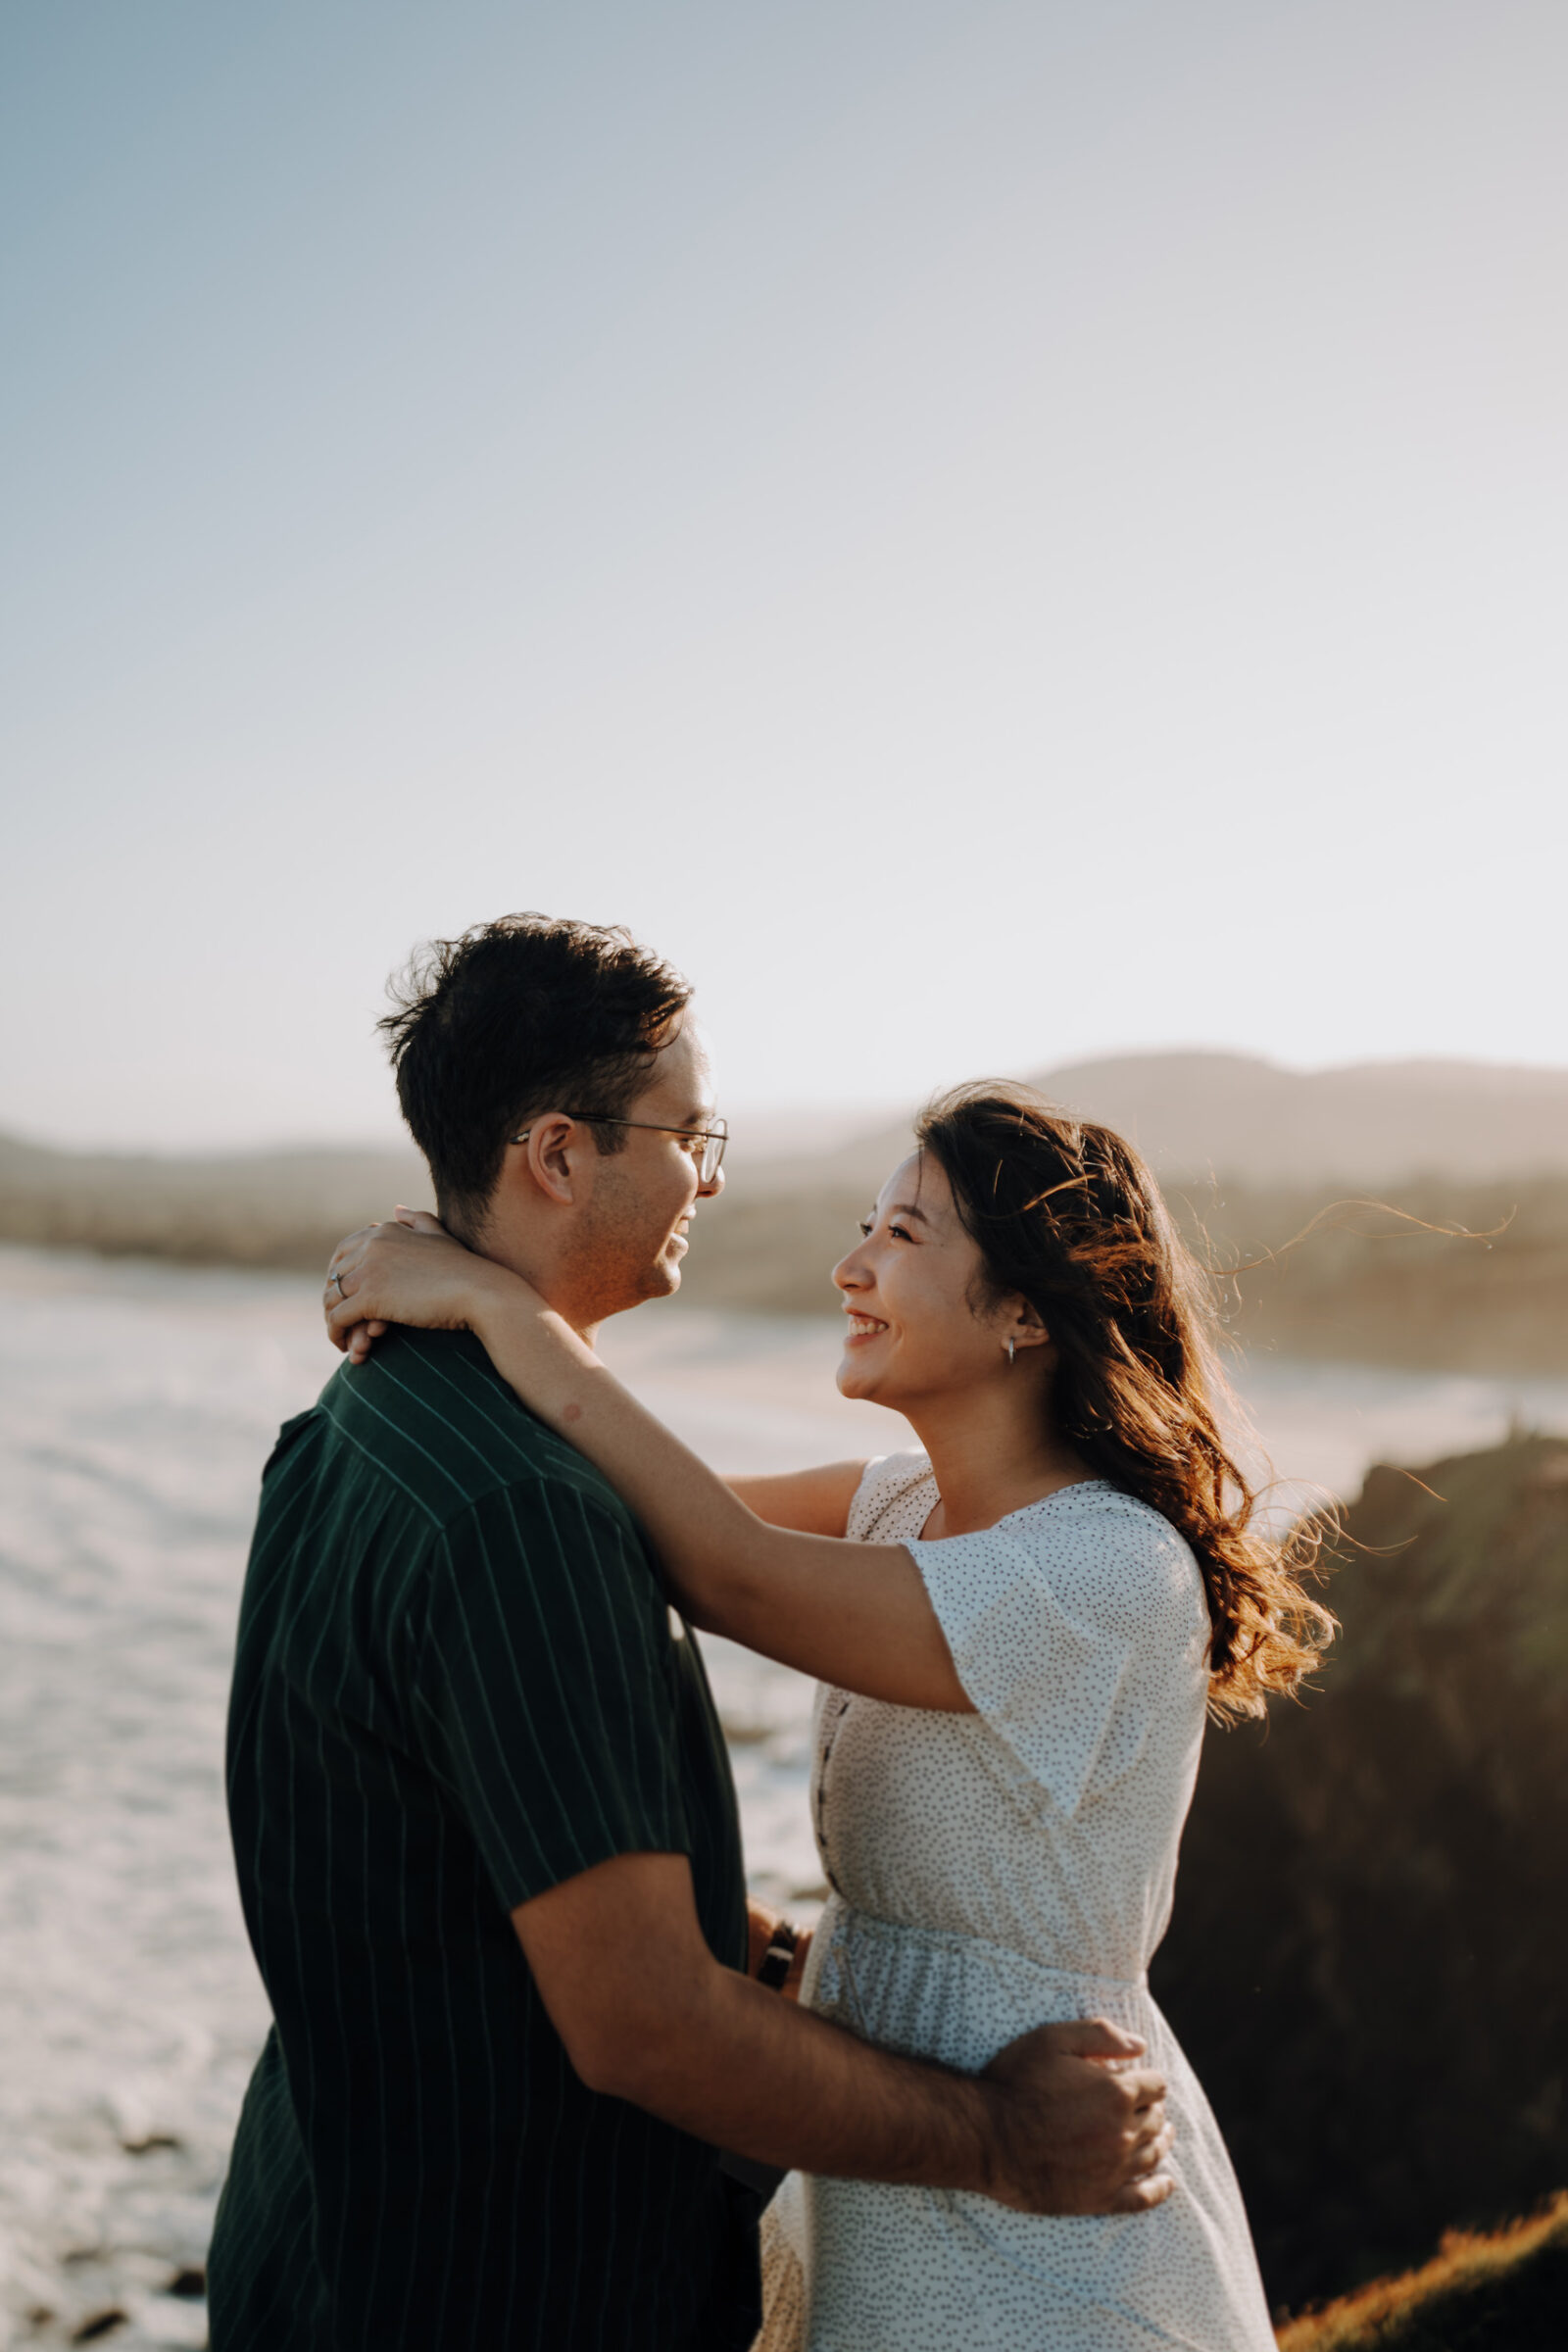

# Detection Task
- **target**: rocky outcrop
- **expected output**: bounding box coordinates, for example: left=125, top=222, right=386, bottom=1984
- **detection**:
left=1151, top=1435, right=1568, bottom=2312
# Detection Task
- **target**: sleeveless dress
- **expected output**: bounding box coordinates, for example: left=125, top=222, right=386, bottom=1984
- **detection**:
left=753, top=1453, right=1276, bottom=2352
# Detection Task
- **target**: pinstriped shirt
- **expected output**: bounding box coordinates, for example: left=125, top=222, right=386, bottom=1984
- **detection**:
left=208, top=1327, right=758, bottom=2352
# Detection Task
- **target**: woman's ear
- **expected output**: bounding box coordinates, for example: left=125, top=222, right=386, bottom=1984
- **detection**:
left=1006, top=1298, right=1051, bottom=1354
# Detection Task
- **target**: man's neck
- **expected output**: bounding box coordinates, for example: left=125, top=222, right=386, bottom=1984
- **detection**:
left=459, top=1220, right=604, bottom=1348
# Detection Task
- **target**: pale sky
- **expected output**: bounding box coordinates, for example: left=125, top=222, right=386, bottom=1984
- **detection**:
left=4, top=0, right=1565, bottom=1151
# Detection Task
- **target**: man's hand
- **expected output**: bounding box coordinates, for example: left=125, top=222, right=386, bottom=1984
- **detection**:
left=981, top=2019, right=1174, bottom=2214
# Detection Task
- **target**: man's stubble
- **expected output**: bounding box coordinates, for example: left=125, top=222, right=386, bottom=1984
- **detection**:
left=556, top=1156, right=688, bottom=1328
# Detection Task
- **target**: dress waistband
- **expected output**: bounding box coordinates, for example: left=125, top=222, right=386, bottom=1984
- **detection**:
left=805, top=1897, right=1154, bottom=2073
left=817, top=1894, right=1150, bottom=1995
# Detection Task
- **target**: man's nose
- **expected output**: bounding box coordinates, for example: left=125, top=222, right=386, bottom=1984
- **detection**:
left=698, top=1163, right=724, bottom=1200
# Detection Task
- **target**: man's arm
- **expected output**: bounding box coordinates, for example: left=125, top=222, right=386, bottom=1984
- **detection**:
left=515, top=1853, right=1173, bottom=2215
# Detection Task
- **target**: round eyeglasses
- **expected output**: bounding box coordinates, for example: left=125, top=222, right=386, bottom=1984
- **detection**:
left=512, top=1112, right=728, bottom=1187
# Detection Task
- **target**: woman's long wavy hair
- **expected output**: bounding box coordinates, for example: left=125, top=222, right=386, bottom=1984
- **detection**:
left=916, top=1082, right=1334, bottom=1720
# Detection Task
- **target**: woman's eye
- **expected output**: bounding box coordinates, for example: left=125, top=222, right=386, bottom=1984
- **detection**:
left=857, top=1219, right=873, bottom=1238
left=888, top=1222, right=911, bottom=1242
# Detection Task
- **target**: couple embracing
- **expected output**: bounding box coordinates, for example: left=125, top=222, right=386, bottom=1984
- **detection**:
left=208, top=913, right=1329, bottom=2350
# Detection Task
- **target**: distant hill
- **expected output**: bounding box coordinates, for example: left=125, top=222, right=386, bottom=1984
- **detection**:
left=1032, top=1051, right=1568, bottom=1186
left=743, top=1052, right=1568, bottom=1195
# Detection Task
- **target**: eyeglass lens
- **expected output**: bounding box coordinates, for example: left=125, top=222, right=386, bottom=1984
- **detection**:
left=698, top=1124, right=726, bottom=1184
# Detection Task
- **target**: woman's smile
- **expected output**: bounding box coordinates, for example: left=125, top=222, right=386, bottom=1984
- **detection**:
left=842, top=1310, right=888, bottom=1344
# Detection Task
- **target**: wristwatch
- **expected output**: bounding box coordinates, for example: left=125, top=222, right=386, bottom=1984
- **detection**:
left=757, top=1918, right=800, bottom=1992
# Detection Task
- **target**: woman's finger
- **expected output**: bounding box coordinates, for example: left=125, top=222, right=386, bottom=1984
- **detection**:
left=394, top=1205, right=448, bottom=1236
left=322, top=1212, right=469, bottom=1342
left=327, top=1290, right=365, bottom=1334
left=330, top=1223, right=383, bottom=1262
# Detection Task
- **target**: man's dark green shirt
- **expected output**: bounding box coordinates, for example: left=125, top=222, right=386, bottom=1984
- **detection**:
left=208, top=1327, right=759, bottom=2352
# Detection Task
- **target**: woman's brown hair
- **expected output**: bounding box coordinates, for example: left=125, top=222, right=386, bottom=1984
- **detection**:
left=916, top=1081, right=1334, bottom=1720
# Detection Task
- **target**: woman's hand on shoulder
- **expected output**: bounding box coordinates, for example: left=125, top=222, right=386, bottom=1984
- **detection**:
left=324, top=1208, right=526, bottom=1361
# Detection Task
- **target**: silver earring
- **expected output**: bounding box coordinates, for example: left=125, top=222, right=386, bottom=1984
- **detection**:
left=1005, top=1337, right=1016, bottom=1365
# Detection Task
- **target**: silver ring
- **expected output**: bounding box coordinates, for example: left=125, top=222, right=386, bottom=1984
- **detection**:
left=332, top=1270, right=346, bottom=1294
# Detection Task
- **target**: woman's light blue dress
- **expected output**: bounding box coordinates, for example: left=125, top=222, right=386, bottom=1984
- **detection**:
left=755, top=1452, right=1276, bottom=2352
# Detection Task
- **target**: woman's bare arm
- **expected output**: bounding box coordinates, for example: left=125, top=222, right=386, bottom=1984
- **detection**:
left=725, top=1461, right=867, bottom=1537
left=327, top=1228, right=969, bottom=1710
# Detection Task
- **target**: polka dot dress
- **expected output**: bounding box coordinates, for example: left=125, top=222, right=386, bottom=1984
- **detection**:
left=753, top=1453, right=1276, bottom=2352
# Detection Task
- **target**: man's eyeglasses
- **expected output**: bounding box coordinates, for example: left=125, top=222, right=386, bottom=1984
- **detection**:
left=511, top=1113, right=728, bottom=1187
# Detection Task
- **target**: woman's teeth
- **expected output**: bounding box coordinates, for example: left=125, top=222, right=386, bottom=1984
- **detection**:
left=846, top=1314, right=886, bottom=1339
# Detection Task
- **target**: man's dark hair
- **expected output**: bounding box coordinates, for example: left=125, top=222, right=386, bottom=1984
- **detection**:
left=378, top=914, right=693, bottom=1236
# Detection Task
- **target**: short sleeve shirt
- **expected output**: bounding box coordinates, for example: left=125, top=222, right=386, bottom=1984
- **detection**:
left=208, top=1328, right=757, bottom=2352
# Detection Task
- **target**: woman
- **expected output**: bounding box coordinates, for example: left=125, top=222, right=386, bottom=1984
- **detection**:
left=325, top=1082, right=1332, bottom=2351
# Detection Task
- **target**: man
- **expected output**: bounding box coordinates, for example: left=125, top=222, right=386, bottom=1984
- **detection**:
left=208, top=914, right=1170, bottom=2351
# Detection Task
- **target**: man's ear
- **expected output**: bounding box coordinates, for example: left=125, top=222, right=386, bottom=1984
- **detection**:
left=514, top=1113, right=579, bottom=1206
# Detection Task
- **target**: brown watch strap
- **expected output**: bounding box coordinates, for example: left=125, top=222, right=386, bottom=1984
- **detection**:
left=757, top=1919, right=800, bottom=1992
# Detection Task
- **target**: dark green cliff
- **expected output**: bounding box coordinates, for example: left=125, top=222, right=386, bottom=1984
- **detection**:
left=1151, top=1434, right=1568, bottom=2313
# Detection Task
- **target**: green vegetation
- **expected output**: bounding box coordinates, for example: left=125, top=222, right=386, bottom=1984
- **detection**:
left=1276, top=2193, right=1568, bottom=2349
left=1151, top=1434, right=1568, bottom=2313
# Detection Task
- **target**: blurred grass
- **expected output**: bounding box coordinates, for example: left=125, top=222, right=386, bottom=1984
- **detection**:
left=0, top=1131, right=428, bottom=1271
left=1276, top=2193, right=1568, bottom=2348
